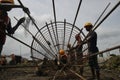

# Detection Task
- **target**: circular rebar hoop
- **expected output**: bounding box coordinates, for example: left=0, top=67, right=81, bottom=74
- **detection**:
left=31, top=21, right=86, bottom=60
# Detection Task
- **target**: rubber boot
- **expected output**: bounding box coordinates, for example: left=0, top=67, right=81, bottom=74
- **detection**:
left=91, top=67, right=95, bottom=79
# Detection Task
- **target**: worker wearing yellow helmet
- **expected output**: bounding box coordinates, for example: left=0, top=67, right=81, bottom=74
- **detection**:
left=84, top=22, right=93, bottom=31
left=84, top=22, right=100, bottom=80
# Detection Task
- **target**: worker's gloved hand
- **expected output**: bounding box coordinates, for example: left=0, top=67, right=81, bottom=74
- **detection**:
left=23, top=7, right=30, bottom=14
left=17, top=17, right=25, bottom=25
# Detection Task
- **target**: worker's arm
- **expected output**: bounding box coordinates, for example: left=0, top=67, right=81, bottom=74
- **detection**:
left=6, top=17, right=25, bottom=34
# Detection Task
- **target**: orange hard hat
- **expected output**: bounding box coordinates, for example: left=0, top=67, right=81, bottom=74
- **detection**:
left=59, top=49, right=65, bottom=55
left=84, top=22, right=93, bottom=28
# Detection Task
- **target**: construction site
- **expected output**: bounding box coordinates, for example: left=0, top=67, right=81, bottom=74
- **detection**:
left=0, top=0, right=120, bottom=80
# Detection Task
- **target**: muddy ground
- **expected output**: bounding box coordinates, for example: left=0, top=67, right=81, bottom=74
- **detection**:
left=0, top=65, right=120, bottom=80
left=0, top=56, right=120, bottom=80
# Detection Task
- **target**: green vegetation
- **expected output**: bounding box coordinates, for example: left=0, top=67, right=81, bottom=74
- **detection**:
left=102, top=55, right=120, bottom=72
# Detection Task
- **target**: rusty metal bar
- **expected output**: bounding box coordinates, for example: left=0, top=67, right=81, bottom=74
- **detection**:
left=78, top=1, right=120, bottom=50
left=33, top=37, right=55, bottom=58
left=93, top=1, right=120, bottom=31
left=75, top=2, right=111, bottom=54
left=18, top=0, right=56, bottom=58
left=94, top=2, right=111, bottom=26
left=52, top=0, right=60, bottom=51
left=68, top=0, right=82, bottom=44
left=50, top=21, right=58, bottom=52
left=86, top=45, right=120, bottom=58
left=14, top=17, right=55, bottom=59
left=6, top=33, right=50, bottom=59
left=46, top=22, right=57, bottom=54
left=62, top=19, right=66, bottom=49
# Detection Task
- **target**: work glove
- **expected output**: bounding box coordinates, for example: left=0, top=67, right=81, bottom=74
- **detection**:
left=17, top=17, right=25, bottom=25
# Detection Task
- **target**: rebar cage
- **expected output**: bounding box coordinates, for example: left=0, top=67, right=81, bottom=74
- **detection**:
left=31, top=21, right=86, bottom=60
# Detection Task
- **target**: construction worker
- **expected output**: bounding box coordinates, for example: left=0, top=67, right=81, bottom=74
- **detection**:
left=59, top=49, right=68, bottom=64
left=67, top=43, right=73, bottom=63
left=84, top=22, right=100, bottom=80
left=0, top=0, right=25, bottom=57
left=75, top=33, right=84, bottom=76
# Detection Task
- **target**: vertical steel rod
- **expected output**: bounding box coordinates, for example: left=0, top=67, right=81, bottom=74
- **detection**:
left=52, top=0, right=60, bottom=51
left=46, top=22, right=57, bottom=54
left=68, top=0, right=82, bottom=44
left=50, top=21, right=59, bottom=52
left=62, top=19, right=66, bottom=49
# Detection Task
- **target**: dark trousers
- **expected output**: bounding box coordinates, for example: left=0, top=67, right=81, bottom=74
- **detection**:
left=89, top=55, right=100, bottom=79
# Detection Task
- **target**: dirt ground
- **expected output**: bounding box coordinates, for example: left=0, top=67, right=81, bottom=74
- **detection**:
left=1, top=55, right=120, bottom=80
left=0, top=66, right=120, bottom=80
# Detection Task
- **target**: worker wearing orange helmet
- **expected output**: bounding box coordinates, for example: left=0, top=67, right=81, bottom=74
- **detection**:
left=59, top=49, right=68, bottom=64
left=84, top=22, right=100, bottom=80
left=0, top=0, right=25, bottom=57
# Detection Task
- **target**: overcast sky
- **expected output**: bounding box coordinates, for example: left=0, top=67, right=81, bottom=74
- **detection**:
left=2, top=0, right=120, bottom=59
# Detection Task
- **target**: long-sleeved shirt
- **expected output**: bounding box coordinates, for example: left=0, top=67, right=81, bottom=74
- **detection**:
left=0, top=12, right=13, bottom=44
left=87, top=31, right=99, bottom=53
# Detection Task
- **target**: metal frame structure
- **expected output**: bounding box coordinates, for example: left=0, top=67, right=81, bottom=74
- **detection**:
left=0, top=0, right=120, bottom=80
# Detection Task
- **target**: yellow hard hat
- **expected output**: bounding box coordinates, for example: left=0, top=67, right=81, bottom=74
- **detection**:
left=84, top=22, right=93, bottom=28
left=0, top=0, right=14, bottom=5
left=59, top=49, right=65, bottom=55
